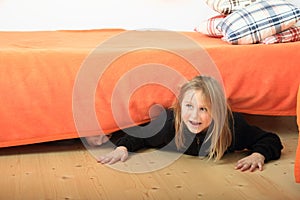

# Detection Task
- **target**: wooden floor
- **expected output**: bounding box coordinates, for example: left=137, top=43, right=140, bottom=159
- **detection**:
left=0, top=115, right=299, bottom=200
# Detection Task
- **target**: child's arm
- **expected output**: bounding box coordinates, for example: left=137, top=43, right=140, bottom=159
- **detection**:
left=97, top=146, right=128, bottom=164
left=97, top=109, right=175, bottom=164
left=113, top=109, right=175, bottom=152
left=231, top=113, right=283, bottom=171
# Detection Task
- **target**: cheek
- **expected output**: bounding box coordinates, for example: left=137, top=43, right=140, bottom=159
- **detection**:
left=202, top=114, right=212, bottom=124
left=181, top=108, right=190, bottom=121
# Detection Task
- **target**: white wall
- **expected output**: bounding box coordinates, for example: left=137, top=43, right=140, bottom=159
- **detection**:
left=0, top=0, right=299, bottom=31
left=0, top=0, right=216, bottom=31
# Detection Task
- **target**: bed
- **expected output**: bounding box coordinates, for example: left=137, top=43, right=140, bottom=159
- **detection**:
left=1, top=28, right=298, bottom=145
left=1, top=28, right=300, bottom=179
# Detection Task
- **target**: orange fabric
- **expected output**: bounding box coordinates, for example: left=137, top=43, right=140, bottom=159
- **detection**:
left=295, top=86, right=300, bottom=183
left=0, top=29, right=299, bottom=148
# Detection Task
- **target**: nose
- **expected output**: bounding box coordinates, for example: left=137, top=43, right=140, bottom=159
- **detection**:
left=191, top=108, right=199, bottom=119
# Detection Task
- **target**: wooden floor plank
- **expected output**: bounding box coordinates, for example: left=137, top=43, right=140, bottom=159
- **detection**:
left=0, top=115, right=299, bottom=199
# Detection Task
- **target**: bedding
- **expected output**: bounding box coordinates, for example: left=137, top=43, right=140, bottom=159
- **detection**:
left=216, top=0, right=300, bottom=44
left=261, top=26, right=300, bottom=44
left=204, top=0, right=262, bottom=15
left=0, top=29, right=299, bottom=149
left=194, top=15, right=224, bottom=38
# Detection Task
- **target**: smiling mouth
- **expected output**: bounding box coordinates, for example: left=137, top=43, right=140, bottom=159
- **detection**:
left=189, top=121, right=202, bottom=126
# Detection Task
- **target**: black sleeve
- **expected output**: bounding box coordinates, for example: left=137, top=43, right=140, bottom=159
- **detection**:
left=231, top=113, right=283, bottom=162
left=115, top=109, right=175, bottom=152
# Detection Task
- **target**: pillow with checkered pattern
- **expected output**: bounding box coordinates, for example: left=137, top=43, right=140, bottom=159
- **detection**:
left=204, top=0, right=262, bottom=15
left=194, top=15, right=225, bottom=37
left=216, top=0, right=300, bottom=44
left=261, top=26, right=300, bottom=44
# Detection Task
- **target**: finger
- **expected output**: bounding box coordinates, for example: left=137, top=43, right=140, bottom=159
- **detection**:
left=235, top=163, right=242, bottom=170
left=240, top=163, right=251, bottom=172
left=121, top=153, right=128, bottom=162
left=235, top=161, right=246, bottom=169
left=235, top=160, right=247, bottom=169
left=99, top=157, right=109, bottom=164
left=97, top=156, right=105, bottom=163
left=99, top=156, right=112, bottom=164
left=108, top=157, right=118, bottom=165
left=249, top=164, right=257, bottom=172
left=258, top=162, right=263, bottom=171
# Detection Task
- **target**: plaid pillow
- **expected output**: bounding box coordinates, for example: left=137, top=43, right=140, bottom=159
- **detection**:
left=216, top=0, right=300, bottom=44
left=261, top=26, right=300, bottom=44
left=194, top=15, right=225, bottom=37
left=204, top=0, right=262, bottom=15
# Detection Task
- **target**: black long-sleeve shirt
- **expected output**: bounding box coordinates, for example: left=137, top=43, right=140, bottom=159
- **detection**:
left=115, top=109, right=283, bottom=162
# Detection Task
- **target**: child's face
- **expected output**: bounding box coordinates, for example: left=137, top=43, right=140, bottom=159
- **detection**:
left=181, top=89, right=212, bottom=134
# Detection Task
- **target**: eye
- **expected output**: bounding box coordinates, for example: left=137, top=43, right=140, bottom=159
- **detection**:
left=199, top=107, right=208, bottom=112
left=185, top=103, right=193, bottom=109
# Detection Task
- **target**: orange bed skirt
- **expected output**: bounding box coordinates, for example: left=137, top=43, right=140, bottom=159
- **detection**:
left=0, top=29, right=299, bottom=148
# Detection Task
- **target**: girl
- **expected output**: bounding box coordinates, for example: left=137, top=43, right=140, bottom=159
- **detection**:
left=97, top=75, right=283, bottom=172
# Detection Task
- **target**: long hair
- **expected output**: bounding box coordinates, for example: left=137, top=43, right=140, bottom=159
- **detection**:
left=172, top=75, right=233, bottom=161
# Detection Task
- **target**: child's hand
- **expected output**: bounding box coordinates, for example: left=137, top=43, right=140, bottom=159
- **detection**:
left=235, top=152, right=265, bottom=172
left=85, top=135, right=111, bottom=146
left=97, top=146, right=128, bottom=164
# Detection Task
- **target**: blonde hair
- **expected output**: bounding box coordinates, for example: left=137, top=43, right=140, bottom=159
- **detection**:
left=172, top=75, right=233, bottom=161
